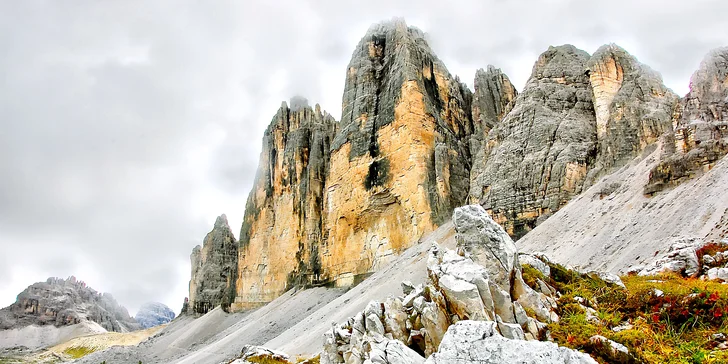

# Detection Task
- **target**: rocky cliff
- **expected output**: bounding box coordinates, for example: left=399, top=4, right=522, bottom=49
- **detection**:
left=468, top=45, right=597, bottom=238
left=468, top=44, right=679, bottom=238
left=646, top=47, right=728, bottom=193
left=320, top=19, right=474, bottom=287
left=0, top=276, right=139, bottom=333
left=234, top=99, right=337, bottom=309
left=188, top=214, right=238, bottom=314
left=187, top=19, right=727, bottom=311
left=587, top=44, right=678, bottom=182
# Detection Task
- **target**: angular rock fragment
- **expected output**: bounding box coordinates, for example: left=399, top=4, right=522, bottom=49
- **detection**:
left=425, top=321, right=597, bottom=364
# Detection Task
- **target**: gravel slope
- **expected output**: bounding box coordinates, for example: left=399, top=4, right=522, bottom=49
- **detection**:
left=518, top=143, right=728, bottom=273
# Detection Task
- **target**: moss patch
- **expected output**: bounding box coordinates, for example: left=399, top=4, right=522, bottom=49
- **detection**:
left=242, top=354, right=291, bottom=364
left=62, top=345, right=97, bottom=359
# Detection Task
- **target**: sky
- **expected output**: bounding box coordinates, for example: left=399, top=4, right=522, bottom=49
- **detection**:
left=1, top=0, right=727, bottom=316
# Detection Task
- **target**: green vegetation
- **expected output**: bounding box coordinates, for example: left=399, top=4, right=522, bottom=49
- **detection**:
left=245, top=354, right=291, bottom=364
left=62, top=345, right=96, bottom=359
left=542, top=262, right=728, bottom=364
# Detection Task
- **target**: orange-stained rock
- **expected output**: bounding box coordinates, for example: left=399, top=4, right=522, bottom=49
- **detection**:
left=319, top=19, right=474, bottom=286
left=586, top=44, right=678, bottom=182
left=232, top=99, right=337, bottom=310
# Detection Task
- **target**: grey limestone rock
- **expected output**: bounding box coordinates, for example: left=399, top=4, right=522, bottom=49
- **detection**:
left=681, top=47, right=728, bottom=127
left=586, top=43, right=678, bottom=182
left=188, top=214, right=238, bottom=314
left=452, top=205, right=518, bottom=288
left=0, top=276, right=140, bottom=333
left=646, top=47, right=728, bottom=194
left=425, top=320, right=597, bottom=364
left=468, top=45, right=598, bottom=239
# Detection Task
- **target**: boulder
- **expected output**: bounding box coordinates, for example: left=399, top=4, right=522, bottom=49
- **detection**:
left=366, top=336, right=425, bottom=364
left=638, top=238, right=702, bottom=277
left=229, top=345, right=291, bottom=364
left=425, top=321, right=598, bottom=364
left=452, top=205, right=518, bottom=291
left=706, top=267, right=728, bottom=281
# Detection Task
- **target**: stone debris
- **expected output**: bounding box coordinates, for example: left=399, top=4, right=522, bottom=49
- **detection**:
left=426, top=321, right=597, bottom=364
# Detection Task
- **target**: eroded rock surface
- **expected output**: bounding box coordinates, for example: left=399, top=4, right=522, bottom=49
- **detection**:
left=468, top=45, right=598, bottom=238
left=189, top=214, right=238, bottom=314
left=587, top=44, right=678, bottom=182
left=321, top=18, right=475, bottom=287
left=646, top=47, right=728, bottom=194
left=234, top=100, right=336, bottom=309
left=0, top=276, right=139, bottom=333
left=322, top=206, right=560, bottom=362
left=469, top=66, right=517, bottom=169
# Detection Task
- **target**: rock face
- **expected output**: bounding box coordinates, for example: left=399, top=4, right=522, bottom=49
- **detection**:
left=0, top=276, right=139, bottom=333
left=189, top=214, right=238, bottom=314
left=468, top=45, right=598, bottom=238
left=677, top=47, right=728, bottom=150
left=425, top=321, right=597, bottom=364
left=321, top=19, right=475, bottom=287
left=234, top=99, right=337, bottom=309
left=587, top=44, right=678, bottom=181
left=134, top=302, right=175, bottom=329
left=468, top=66, right=517, bottom=203
left=646, top=47, right=728, bottom=194
left=468, top=44, right=678, bottom=238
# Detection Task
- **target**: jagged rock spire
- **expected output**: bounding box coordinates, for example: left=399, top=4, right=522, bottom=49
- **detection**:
left=188, top=214, right=237, bottom=314
left=234, top=99, right=337, bottom=309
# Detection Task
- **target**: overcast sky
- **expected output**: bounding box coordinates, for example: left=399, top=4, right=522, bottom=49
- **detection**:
left=1, top=0, right=726, bottom=316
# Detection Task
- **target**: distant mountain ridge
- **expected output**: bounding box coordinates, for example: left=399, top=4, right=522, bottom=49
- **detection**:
left=0, top=276, right=139, bottom=333
left=135, top=302, right=175, bottom=329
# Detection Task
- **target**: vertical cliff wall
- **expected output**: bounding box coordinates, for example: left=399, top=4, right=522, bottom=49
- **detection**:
left=468, top=44, right=679, bottom=238
left=469, top=66, right=518, bottom=184
left=319, top=19, right=474, bottom=286
left=233, top=99, right=337, bottom=309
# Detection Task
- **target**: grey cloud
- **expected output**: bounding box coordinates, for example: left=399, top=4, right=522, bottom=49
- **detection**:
left=1, top=0, right=727, bottom=315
